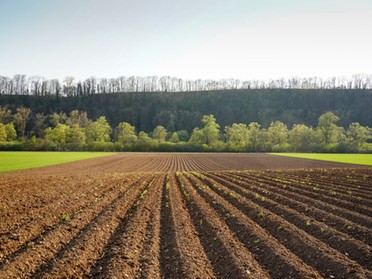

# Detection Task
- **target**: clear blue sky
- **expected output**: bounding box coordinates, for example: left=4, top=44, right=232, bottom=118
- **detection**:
left=1, top=0, right=371, bottom=81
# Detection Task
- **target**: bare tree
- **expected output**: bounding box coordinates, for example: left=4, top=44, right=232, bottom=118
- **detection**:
left=64, top=76, right=75, bottom=97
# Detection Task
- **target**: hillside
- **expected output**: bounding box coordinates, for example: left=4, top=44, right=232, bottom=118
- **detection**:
left=1, top=89, right=372, bottom=132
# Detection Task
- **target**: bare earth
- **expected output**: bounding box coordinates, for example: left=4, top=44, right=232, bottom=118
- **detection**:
left=0, top=153, right=371, bottom=278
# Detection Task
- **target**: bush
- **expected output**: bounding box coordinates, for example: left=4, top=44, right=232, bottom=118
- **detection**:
left=0, top=141, right=26, bottom=151
left=360, top=143, right=372, bottom=153
left=84, top=142, right=115, bottom=151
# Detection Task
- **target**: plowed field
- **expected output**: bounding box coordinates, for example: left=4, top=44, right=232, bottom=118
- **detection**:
left=0, top=153, right=371, bottom=278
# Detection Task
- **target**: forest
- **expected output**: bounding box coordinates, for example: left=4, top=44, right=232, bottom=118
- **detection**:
left=1, top=88, right=372, bottom=132
left=0, top=106, right=371, bottom=153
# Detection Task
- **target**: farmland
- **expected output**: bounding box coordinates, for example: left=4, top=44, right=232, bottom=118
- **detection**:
left=0, top=153, right=371, bottom=278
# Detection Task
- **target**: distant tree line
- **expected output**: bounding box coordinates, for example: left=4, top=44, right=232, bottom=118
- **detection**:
left=1, top=74, right=372, bottom=96
left=1, top=106, right=371, bottom=153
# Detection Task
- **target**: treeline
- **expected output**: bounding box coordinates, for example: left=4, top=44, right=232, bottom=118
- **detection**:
left=1, top=106, right=371, bottom=153
left=1, top=74, right=372, bottom=96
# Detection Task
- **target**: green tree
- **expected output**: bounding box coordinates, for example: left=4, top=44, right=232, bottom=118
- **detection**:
left=247, top=122, right=262, bottom=151
left=176, top=130, right=189, bottom=142
left=116, top=122, right=137, bottom=145
left=201, top=114, right=220, bottom=146
left=49, top=112, right=68, bottom=127
left=66, top=125, right=86, bottom=145
left=289, top=124, right=318, bottom=151
left=152, top=125, right=167, bottom=142
left=267, top=121, right=288, bottom=148
left=0, top=123, right=7, bottom=142
left=258, top=129, right=270, bottom=151
left=225, top=123, right=249, bottom=149
left=335, top=126, right=347, bottom=145
left=317, top=112, right=340, bottom=144
left=347, top=122, right=371, bottom=148
left=4, top=123, right=17, bottom=141
left=86, top=116, right=112, bottom=143
left=137, top=131, right=153, bottom=150
left=169, top=132, right=180, bottom=143
left=189, top=127, right=205, bottom=144
left=45, top=123, right=69, bottom=149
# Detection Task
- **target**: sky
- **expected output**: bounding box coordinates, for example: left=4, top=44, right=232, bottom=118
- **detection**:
left=0, top=0, right=371, bottom=81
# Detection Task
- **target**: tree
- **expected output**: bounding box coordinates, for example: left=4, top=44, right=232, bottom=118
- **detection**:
left=137, top=131, right=153, bottom=150
left=152, top=125, right=167, bottom=142
left=116, top=122, right=137, bottom=145
left=0, top=123, right=7, bottom=142
left=66, top=110, right=90, bottom=127
left=33, top=113, right=47, bottom=138
left=335, top=126, right=347, bottom=145
left=67, top=125, right=86, bottom=146
left=176, top=130, right=189, bottom=142
left=267, top=121, right=288, bottom=148
left=225, top=123, right=249, bottom=149
left=201, top=114, right=220, bottom=146
left=45, top=123, right=69, bottom=149
left=85, top=116, right=112, bottom=143
left=0, top=106, right=13, bottom=124
left=189, top=127, right=205, bottom=144
left=317, top=112, right=341, bottom=144
left=247, top=122, right=262, bottom=151
left=4, top=123, right=17, bottom=141
left=347, top=123, right=371, bottom=148
left=50, top=112, right=68, bottom=127
left=13, top=106, right=31, bottom=138
left=169, top=132, right=180, bottom=143
left=63, top=76, right=75, bottom=96
left=289, top=124, right=318, bottom=151
left=50, top=79, right=61, bottom=98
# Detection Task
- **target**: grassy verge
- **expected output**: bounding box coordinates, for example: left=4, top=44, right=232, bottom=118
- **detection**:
left=270, top=153, right=372, bottom=166
left=0, top=152, right=116, bottom=172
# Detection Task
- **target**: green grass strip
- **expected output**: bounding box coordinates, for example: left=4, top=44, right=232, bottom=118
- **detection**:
left=269, top=153, right=372, bottom=166
left=0, top=152, right=116, bottom=172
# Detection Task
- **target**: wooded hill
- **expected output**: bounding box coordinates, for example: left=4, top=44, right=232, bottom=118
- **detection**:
left=1, top=89, right=371, bottom=133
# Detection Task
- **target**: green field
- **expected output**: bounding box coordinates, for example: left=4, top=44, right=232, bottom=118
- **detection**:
left=270, top=153, right=372, bottom=166
left=0, top=152, right=115, bottom=172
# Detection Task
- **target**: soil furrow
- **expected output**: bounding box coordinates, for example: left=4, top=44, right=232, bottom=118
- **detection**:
left=87, top=176, right=159, bottom=279
left=234, top=171, right=372, bottom=227
left=159, top=175, right=184, bottom=278
left=166, top=173, right=216, bottom=278
left=252, top=173, right=372, bottom=217
left=181, top=173, right=322, bottom=279
left=205, top=172, right=372, bottom=269
left=0, top=175, right=149, bottom=278
left=0, top=175, right=131, bottom=261
left=263, top=171, right=372, bottom=207
left=215, top=171, right=372, bottom=245
left=176, top=173, right=271, bottom=278
left=191, top=172, right=371, bottom=278
left=287, top=174, right=372, bottom=197
left=135, top=176, right=163, bottom=279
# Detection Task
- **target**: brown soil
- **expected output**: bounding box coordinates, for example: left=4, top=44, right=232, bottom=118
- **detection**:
left=0, top=153, right=371, bottom=278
